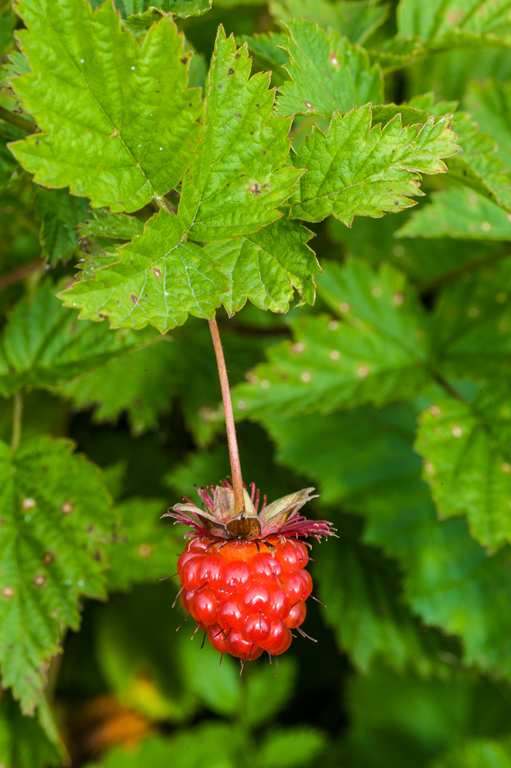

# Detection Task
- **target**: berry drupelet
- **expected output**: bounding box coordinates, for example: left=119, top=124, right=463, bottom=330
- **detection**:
left=164, top=481, right=335, bottom=665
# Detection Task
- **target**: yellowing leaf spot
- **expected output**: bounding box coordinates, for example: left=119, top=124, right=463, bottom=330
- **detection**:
left=301, top=371, right=312, bottom=382
left=21, top=498, right=36, bottom=510
left=2, top=587, right=14, bottom=598
left=329, top=350, right=340, bottom=361
left=357, top=365, right=369, bottom=378
left=502, top=463, right=511, bottom=474
left=237, top=400, right=247, bottom=410
left=393, top=292, right=404, bottom=307
left=451, top=425, right=463, bottom=438
left=339, top=302, right=350, bottom=313
left=261, top=379, right=270, bottom=389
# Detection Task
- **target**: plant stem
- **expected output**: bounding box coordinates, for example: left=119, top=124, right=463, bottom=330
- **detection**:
left=11, top=391, right=23, bottom=452
left=208, top=314, right=245, bottom=513
left=0, top=105, right=34, bottom=134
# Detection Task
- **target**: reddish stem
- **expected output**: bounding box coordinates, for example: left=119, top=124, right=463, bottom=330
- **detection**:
left=208, top=315, right=245, bottom=513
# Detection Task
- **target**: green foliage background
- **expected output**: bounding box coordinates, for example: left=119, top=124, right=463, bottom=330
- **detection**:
left=2, top=0, right=511, bottom=765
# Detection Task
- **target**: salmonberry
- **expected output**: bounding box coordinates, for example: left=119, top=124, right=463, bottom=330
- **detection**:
left=165, top=481, right=335, bottom=664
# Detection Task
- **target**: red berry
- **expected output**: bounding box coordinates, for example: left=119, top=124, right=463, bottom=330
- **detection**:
left=176, top=534, right=317, bottom=662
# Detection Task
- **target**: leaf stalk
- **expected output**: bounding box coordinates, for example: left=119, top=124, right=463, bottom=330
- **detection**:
left=208, top=314, right=245, bottom=513
left=11, top=391, right=23, bottom=452
left=0, top=105, right=35, bottom=134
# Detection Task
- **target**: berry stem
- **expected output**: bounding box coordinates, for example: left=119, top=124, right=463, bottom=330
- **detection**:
left=208, top=314, right=245, bottom=513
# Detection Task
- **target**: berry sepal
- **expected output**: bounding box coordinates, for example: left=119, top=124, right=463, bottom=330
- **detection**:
left=163, top=481, right=336, bottom=542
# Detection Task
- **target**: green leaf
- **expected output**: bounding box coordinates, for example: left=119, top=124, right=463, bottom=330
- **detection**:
left=289, top=105, right=459, bottom=225
left=105, top=498, right=181, bottom=591
left=178, top=28, right=301, bottom=241
left=397, top=0, right=511, bottom=48
left=275, top=19, right=384, bottom=119
left=264, top=418, right=447, bottom=676
left=447, top=112, right=511, bottom=212
left=0, top=436, right=117, bottom=713
left=261, top=727, right=327, bottom=768
left=0, top=281, right=149, bottom=396
left=234, top=259, right=431, bottom=419
left=430, top=259, right=511, bottom=379
left=122, top=0, right=211, bottom=32
left=10, top=0, right=201, bottom=212
left=433, top=740, right=511, bottom=768
left=59, top=210, right=228, bottom=332
left=257, top=395, right=511, bottom=681
left=57, top=340, right=177, bottom=435
left=77, top=210, right=145, bottom=240
left=0, top=692, right=66, bottom=768
left=367, top=34, right=424, bottom=72
left=346, top=664, right=511, bottom=766
left=466, top=79, right=511, bottom=171
left=35, top=187, right=90, bottom=265
left=0, top=123, right=21, bottom=190
left=270, top=0, right=389, bottom=45
left=84, top=727, right=243, bottom=768
left=415, top=385, right=511, bottom=553
left=206, top=218, right=320, bottom=314
left=396, top=187, right=511, bottom=241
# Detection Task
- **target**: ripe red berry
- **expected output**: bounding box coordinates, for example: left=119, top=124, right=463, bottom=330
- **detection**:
left=167, top=482, right=336, bottom=664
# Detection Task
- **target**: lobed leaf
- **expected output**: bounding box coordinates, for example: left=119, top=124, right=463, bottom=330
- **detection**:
left=415, top=385, right=511, bottom=553
left=431, top=259, right=511, bottom=380
left=10, top=0, right=201, bottom=212
left=396, top=187, right=511, bottom=241
left=206, top=217, right=320, bottom=314
left=178, top=28, right=301, bottom=241
left=275, top=19, right=384, bottom=119
left=105, top=498, right=181, bottom=592
left=0, top=281, right=150, bottom=396
left=234, top=258, right=431, bottom=418
left=397, top=0, right=511, bottom=49
left=259, top=397, right=511, bottom=682
left=59, top=210, right=228, bottom=333
left=269, top=0, right=389, bottom=45
left=35, top=187, right=90, bottom=265
left=466, top=79, right=511, bottom=171
left=0, top=692, right=66, bottom=768
left=289, top=104, right=459, bottom=225
left=77, top=210, right=145, bottom=240
left=0, top=436, right=117, bottom=713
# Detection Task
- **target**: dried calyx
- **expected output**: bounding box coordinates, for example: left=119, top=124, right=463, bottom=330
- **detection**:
left=164, top=480, right=336, bottom=542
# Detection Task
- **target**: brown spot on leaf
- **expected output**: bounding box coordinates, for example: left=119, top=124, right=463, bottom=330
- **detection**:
left=250, top=184, right=261, bottom=195
left=61, top=501, right=74, bottom=515
left=154, top=268, right=162, bottom=279
left=228, top=68, right=234, bottom=75
left=131, top=295, right=138, bottom=304
left=34, top=574, right=46, bottom=587
left=43, top=552, right=53, bottom=565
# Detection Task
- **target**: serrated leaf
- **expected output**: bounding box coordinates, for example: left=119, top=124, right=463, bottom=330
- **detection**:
left=122, top=0, right=211, bottom=31
left=0, top=123, right=20, bottom=190
left=288, top=105, right=459, bottom=225
left=315, top=517, right=445, bottom=675
left=59, top=210, right=228, bottom=333
left=105, top=498, right=181, bottom=591
left=10, top=0, right=201, bottom=212
left=433, top=740, right=511, bottom=768
left=368, top=34, right=424, bottom=72
left=237, top=31, right=289, bottom=85
left=0, top=281, right=150, bottom=396
left=447, top=112, right=511, bottom=212
left=415, top=385, right=511, bottom=553
left=234, top=259, right=431, bottom=418
left=431, top=259, right=511, bottom=379
left=0, top=436, right=117, bottom=713
left=466, top=79, right=511, bottom=172
left=35, top=187, right=90, bottom=265
left=372, top=98, right=511, bottom=212
left=206, top=218, right=320, bottom=314
left=57, top=340, right=177, bottom=435
left=398, top=0, right=511, bottom=48
left=178, top=28, right=301, bottom=242
left=258, top=397, right=511, bottom=681
left=269, top=0, right=389, bottom=45
left=275, top=19, right=384, bottom=119
left=77, top=210, right=144, bottom=241
left=261, top=726, right=327, bottom=768
left=397, top=187, right=511, bottom=241
left=0, top=692, right=66, bottom=768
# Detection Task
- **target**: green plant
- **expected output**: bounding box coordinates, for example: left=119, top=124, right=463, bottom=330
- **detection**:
left=2, top=0, right=511, bottom=765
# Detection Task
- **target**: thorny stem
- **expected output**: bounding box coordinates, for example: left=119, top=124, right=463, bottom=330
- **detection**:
left=11, top=391, right=23, bottom=452
left=0, top=105, right=34, bottom=134
left=208, top=314, right=245, bottom=513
